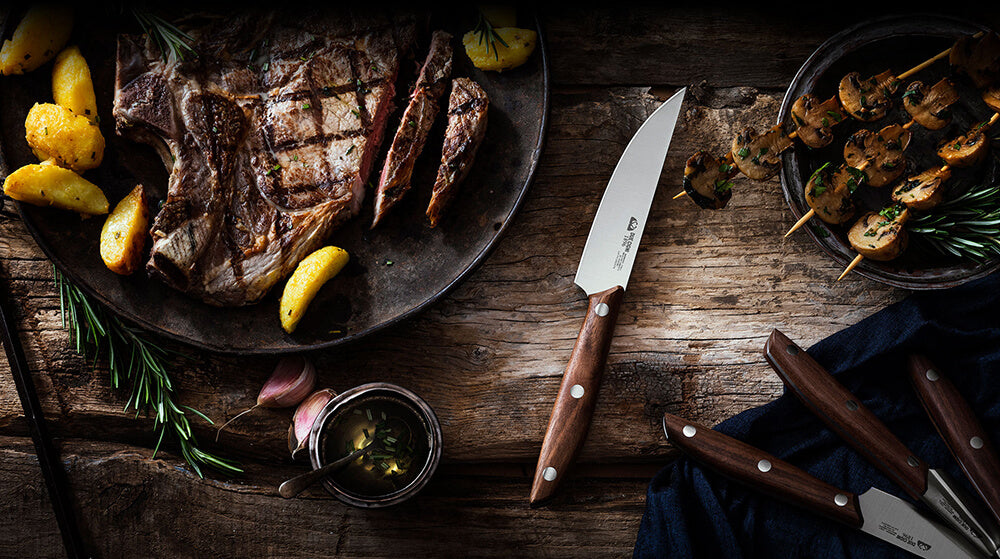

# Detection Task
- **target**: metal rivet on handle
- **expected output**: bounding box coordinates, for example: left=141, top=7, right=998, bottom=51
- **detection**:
left=595, top=303, right=610, bottom=317
left=757, top=459, right=772, bottom=473
left=926, top=369, right=940, bottom=382
left=542, top=467, right=557, bottom=482
left=845, top=400, right=859, bottom=411
left=570, top=384, right=585, bottom=399
left=971, top=437, right=984, bottom=450
left=907, top=456, right=919, bottom=468
left=682, top=425, right=697, bottom=438
left=786, top=344, right=799, bottom=355
left=834, top=494, right=849, bottom=507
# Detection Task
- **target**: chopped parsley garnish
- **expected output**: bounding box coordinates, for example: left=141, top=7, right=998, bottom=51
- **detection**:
left=302, top=102, right=311, bottom=109
left=737, top=147, right=750, bottom=158
left=826, top=110, right=841, bottom=122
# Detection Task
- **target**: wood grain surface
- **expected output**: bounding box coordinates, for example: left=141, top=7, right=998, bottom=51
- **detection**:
left=3, top=7, right=999, bottom=557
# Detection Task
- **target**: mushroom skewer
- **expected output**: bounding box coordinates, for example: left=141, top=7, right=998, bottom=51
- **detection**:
left=836, top=112, right=999, bottom=280
left=677, top=59, right=941, bottom=206
left=785, top=122, right=913, bottom=236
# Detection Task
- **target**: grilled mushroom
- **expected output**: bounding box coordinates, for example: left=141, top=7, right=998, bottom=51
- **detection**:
left=804, top=162, right=863, bottom=225
left=683, top=151, right=739, bottom=209
left=891, top=166, right=951, bottom=210
left=842, top=124, right=911, bottom=187
left=838, top=70, right=900, bottom=122
left=731, top=125, right=794, bottom=181
left=790, top=94, right=846, bottom=148
left=902, top=78, right=959, bottom=130
left=949, top=31, right=1000, bottom=89
left=847, top=205, right=909, bottom=261
left=937, top=121, right=990, bottom=168
left=983, top=84, right=1000, bottom=113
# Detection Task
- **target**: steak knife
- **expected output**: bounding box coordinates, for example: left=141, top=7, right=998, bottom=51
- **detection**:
left=528, top=88, right=686, bottom=505
left=764, top=328, right=998, bottom=558
left=662, top=412, right=983, bottom=558
left=908, top=354, right=1000, bottom=557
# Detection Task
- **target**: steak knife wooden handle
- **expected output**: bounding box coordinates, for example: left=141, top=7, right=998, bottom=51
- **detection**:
left=529, top=286, right=624, bottom=505
left=662, top=413, right=863, bottom=527
left=764, top=329, right=929, bottom=499
left=908, top=354, right=1000, bottom=529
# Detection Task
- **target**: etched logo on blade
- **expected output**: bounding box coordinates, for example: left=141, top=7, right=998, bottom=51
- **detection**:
left=917, top=541, right=931, bottom=551
left=613, top=216, right=640, bottom=272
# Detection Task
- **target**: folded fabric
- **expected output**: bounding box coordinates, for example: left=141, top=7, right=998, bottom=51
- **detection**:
left=634, top=271, right=1000, bottom=558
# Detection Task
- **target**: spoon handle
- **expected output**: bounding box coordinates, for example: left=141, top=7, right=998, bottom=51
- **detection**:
left=278, top=442, right=372, bottom=499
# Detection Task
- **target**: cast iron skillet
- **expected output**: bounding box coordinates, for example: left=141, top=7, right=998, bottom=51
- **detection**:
left=0, top=8, right=549, bottom=353
left=779, top=14, right=1000, bottom=289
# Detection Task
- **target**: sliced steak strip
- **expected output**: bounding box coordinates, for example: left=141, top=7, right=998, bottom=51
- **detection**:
left=426, top=78, right=489, bottom=227
left=114, top=11, right=413, bottom=306
left=371, top=30, right=453, bottom=228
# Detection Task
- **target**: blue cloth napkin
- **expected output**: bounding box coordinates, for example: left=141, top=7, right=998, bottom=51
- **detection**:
left=634, top=271, right=1000, bottom=558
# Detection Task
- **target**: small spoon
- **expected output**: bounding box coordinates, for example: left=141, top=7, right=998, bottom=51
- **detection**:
left=278, top=440, right=378, bottom=499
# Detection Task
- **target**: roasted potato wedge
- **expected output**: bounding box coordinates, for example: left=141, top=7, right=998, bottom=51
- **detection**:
left=52, top=46, right=99, bottom=122
left=100, top=185, right=150, bottom=275
left=0, top=5, right=74, bottom=75
left=25, top=103, right=105, bottom=171
left=3, top=162, right=108, bottom=215
left=463, top=27, right=536, bottom=72
left=280, top=246, right=350, bottom=333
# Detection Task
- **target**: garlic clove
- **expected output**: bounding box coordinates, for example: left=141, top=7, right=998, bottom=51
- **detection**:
left=258, top=356, right=316, bottom=408
left=289, top=388, right=337, bottom=459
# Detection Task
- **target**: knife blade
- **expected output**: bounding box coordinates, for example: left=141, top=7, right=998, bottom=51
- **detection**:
left=908, top=354, right=1000, bottom=557
left=662, top=413, right=983, bottom=558
left=764, top=328, right=996, bottom=558
left=528, top=88, right=686, bottom=505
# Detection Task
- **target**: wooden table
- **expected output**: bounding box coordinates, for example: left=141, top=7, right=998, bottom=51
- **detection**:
left=2, top=7, right=998, bottom=557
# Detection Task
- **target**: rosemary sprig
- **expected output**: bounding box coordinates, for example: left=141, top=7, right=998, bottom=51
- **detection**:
left=132, top=9, right=197, bottom=63
left=473, top=9, right=509, bottom=61
left=55, top=269, right=241, bottom=477
left=909, top=184, right=1000, bottom=262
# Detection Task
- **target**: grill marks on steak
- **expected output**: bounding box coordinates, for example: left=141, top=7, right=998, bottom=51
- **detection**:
left=113, top=12, right=412, bottom=306
left=427, top=78, right=489, bottom=227
left=371, top=30, right=453, bottom=228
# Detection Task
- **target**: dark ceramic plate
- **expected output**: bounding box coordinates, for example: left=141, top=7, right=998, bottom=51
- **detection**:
left=779, top=14, right=1000, bottom=289
left=0, top=9, right=549, bottom=353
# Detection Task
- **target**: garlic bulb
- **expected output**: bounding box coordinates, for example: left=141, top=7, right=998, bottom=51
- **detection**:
left=216, top=355, right=317, bottom=440
left=288, top=388, right=337, bottom=459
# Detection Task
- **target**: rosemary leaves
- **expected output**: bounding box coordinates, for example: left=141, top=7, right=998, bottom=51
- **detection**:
left=55, top=269, right=240, bottom=477
left=909, top=184, right=1000, bottom=262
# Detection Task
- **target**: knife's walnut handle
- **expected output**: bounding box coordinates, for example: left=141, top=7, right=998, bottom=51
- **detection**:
left=529, top=286, right=624, bottom=505
left=662, top=413, right=863, bottom=528
left=764, top=329, right=929, bottom=499
left=908, top=354, right=1000, bottom=529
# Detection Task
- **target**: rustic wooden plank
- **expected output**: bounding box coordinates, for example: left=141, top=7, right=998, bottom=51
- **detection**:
left=0, top=436, right=652, bottom=558
left=0, top=86, right=903, bottom=470
left=542, top=7, right=1000, bottom=87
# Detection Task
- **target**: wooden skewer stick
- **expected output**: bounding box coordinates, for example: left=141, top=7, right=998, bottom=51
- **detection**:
left=837, top=254, right=865, bottom=281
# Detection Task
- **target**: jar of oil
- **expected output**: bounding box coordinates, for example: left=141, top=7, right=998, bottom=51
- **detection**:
left=312, top=384, right=440, bottom=506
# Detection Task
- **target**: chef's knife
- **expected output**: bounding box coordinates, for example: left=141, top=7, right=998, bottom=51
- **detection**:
left=764, top=329, right=997, bottom=558
left=662, top=412, right=982, bottom=558
left=908, top=354, right=1000, bottom=557
left=528, top=88, right=686, bottom=505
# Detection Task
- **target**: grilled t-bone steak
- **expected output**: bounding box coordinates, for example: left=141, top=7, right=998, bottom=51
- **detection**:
left=371, top=30, right=452, bottom=228
left=426, top=78, right=489, bottom=227
left=113, top=11, right=414, bottom=306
